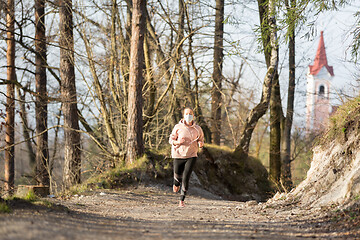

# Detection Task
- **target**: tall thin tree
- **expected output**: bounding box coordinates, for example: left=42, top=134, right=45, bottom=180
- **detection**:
left=59, top=0, right=81, bottom=188
left=211, top=0, right=224, bottom=145
left=234, top=0, right=278, bottom=158
left=260, top=0, right=281, bottom=185
left=4, top=0, right=16, bottom=195
left=281, top=0, right=296, bottom=190
left=269, top=73, right=282, bottom=185
left=35, top=0, right=49, bottom=186
left=17, top=87, right=36, bottom=172
left=126, top=0, right=147, bottom=164
left=174, top=0, right=188, bottom=106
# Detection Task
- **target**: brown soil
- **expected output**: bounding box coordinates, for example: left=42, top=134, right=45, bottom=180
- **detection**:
left=0, top=185, right=359, bottom=240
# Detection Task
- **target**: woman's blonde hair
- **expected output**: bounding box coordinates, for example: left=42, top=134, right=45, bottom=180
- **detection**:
left=183, top=107, right=194, bottom=114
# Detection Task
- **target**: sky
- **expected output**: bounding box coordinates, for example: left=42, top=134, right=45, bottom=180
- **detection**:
left=293, top=2, right=359, bottom=127
left=0, top=0, right=359, bottom=132
left=223, top=1, right=360, bottom=129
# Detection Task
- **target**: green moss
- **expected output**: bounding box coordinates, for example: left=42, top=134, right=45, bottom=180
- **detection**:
left=1, top=195, right=57, bottom=214
left=150, top=146, right=171, bottom=157
left=73, top=148, right=173, bottom=192
left=24, top=190, right=38, bottom=202
left=130, top=154, right=149, bottom=170
left=0, top=202, right=11, bottom=214
left=4, top=196, right=19, bottom=201
left=69, top=183, right=89, bottom=195
left=35, top=199, right=53, bottom=208
left=204, top=144, right=233, bottom=158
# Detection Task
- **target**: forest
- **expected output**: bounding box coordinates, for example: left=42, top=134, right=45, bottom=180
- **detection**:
left=0, top=0, right=359, bottom=198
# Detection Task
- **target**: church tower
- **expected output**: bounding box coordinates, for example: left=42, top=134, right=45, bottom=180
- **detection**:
left=306, top=31, right=334, bottom=132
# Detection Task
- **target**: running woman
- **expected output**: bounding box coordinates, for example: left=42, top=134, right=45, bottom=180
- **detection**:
left=169, top=107, right=204, bottom=207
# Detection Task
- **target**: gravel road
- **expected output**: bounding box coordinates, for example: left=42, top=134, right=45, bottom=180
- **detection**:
left=0, top=185, right=358, bottom=239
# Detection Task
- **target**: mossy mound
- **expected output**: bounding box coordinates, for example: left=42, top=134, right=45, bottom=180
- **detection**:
left=0, top=201, right=11, bottom=214
left=195, top=144, right=272, bottom=202
left=83, top=148, right=173, bottom=191
left=78, top=145, right=271, bottom=201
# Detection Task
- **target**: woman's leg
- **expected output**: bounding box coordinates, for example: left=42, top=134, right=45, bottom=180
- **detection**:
left=180, top=157, right=197, bottom=201
left=173, top=159, right=186, bottom=189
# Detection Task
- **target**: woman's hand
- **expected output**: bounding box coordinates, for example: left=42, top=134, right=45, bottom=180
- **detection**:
left=170, top=134, right=177, bottom=140
left=198, top=141, right=204, bottom=148
left=173, top=138, right=185, bottom=146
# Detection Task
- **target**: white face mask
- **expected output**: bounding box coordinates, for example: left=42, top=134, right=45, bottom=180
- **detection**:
left=184, top=114, right=193, bottom=123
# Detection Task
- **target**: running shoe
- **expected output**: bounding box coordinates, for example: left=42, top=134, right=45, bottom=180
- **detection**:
left=179, top=200, right=185, bottom=207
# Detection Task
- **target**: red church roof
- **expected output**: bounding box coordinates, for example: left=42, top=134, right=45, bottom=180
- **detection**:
left=309, top=31, right=334, bottom=76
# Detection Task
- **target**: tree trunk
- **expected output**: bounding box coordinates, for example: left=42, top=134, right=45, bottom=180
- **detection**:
left=211, top=0, right=224, bottom=145
left=174, top=0, right=193, bottom=109
left=142, top=6, right=181, bottom=125
left=126, top=0, right=146, bottom=164
left=5, top=0, right=16, bottom=195
left=143, top=35, right=156, bottom=124
left=258, top=0, right=270, bottom=67
left=234, top=0, right=278, bottom=158
left=108, top=0, right=122, bottom=113
left=257, top=0, right=282, bottom=185
left=185, top=10, right=211, bottom=143
left=60, top=0, right=81, bottom=188
left=255, top=120, right=269, bottom=159
left=256, top=0, right=283, bottom=185
left=80, top=28, right=120, bottom=158
left=17, top=87, right=36, bottom=173
left=35, top=0, right=49, bottom=186
left=281, top=0, right=296, bottom=190
left=119, top=2, right=132, bottom=104
left=270, top=73, right=282, bottom=184
left=233, top=71, right=273, bottom=158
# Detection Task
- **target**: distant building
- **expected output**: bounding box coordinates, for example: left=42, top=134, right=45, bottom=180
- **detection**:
left=306, top=31, right=334, bottom=132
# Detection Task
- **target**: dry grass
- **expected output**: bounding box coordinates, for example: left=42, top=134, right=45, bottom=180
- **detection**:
left=322, top=96, right=360, bottom=145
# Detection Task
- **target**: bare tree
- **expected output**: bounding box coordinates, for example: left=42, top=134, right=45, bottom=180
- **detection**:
left=174, top=0, right=195, bottom=112
left=126, top=0, right=147, bottom=164
left=234, top=0, right=278, bottom=159
left=60, top=0, right=81, bottom=188
left=35, top=0, right=49, bottom=186
left=255, top=0, right=282, bottom=185
left=269, top=72, right=282, bottom=185
left=4, top=0, right=15, bottom=195
left=211, top=0, right=224, bottom=145
left=17, top=87, right=36, bottom=171
left=281, top=0, right=297, bottom=190
left=182, top=3, right=211, bottom=143
left=78, top=22, right=120, bottom=160
left=143, top=35, right=156, bottom=123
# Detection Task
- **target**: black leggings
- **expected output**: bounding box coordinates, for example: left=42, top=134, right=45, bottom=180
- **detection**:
left=173, top=157, right=197, bottom=201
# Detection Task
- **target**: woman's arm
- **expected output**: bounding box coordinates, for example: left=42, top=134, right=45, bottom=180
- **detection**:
left=169, top=129, right=177, bottom=145
left=197, top=127, right=204, bottom=148
left=169, top=125, right=184, bottom=146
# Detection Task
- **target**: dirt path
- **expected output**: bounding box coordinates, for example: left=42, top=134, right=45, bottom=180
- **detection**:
left=0, top=185, right=358, bottom=239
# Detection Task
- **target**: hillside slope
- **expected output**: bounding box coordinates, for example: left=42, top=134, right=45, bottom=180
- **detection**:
left=288, top=98, right=360, bottom=207
left=195, top=145, right=271, bottom=202
left=81, top=145, right=272, bottom=202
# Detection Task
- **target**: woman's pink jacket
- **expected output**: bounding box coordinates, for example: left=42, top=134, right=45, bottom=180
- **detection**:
left=169, top=120, right=204, bottom=159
